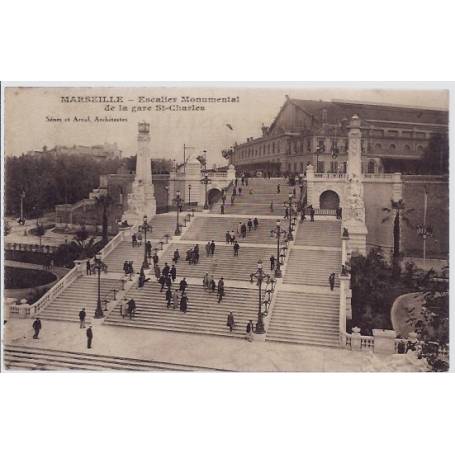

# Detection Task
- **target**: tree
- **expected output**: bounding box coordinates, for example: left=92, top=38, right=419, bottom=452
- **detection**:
left=382, top=199, right=414, bottom=278
left=35, top=222, right=46, bottom=246
left=420, top=133, right=449, bottom=175
left=95, top=194, right=113, bottom=243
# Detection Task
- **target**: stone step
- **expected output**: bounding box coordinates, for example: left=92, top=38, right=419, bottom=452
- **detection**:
left=3, top=345, right=222, bottom=371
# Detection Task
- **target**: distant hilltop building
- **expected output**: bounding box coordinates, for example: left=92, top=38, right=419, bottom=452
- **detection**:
left=26, top=142, right=122, bottom=160
left=231, top=97, right=448, bottom=175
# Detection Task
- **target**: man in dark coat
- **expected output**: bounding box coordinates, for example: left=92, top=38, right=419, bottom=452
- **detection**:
left=246, top=320, right=254, bottom=342
left=225, top=231, right=231, bottom=244
left=152, top=253, right=159, bottom=266
left=277, top=184, right=281, bottom=194
left=32, top=318, right=41, bottom=339
left=220, top=204, right=225, bottom=215
left=162, top=262, right=170, bottom=277
left=227, top=312, right=235, bottom=332
left=170, top=264, right=177, bottom=282
left=179, top=277, right=188, bottom=293
left=159, top=275, right=166, bottom=292
left=217, top=278, right=225, bottom=303
left=210, top=240, right=216, bottom=256
left=86, top=325, right=93, bottom=349
left=233, top=241, right=240, bottom=256
left=173, top=248, right=180, bottom=263
left=146, top=241, right=152, bottom=258
left=79, top=308, right=86, bottom=329
left=166, top=287, right=173, bottom=308
left=165, top=275, right=172, bottom=289
left=247, top=219, right=253, bottom=231
left=241, top=223, right=247, bottom=238
left=310, top=206, right=315, bottom=222
left=270, top=255, right=275, bottom=271
left=127, top=299, right=136, bottom=319
left=86, top=260, right=91, bottom=275
left=329, top=273, right=336, bottom=291
left=180, top=293, right=188, bottom=313
left=253, top=218, right=259, bottom=230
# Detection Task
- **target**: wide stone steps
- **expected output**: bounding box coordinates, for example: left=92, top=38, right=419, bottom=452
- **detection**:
left=283, top=249, right=342, bottom=287
left=147, top=215, right=183, bottom=240
left=104, top=282, right=259, bottom=339
left=38, top=276, right=123, bottom=322
left=103, top=241, right=153, bottom=273
left=266, top=290, right=339, bottom=347
left=159, top=244, right=275, bottom=281
left=182, top=216, right=288, bottom=244
left=295, top=220, right=341, bottom=247
left=3, top=345, right=223, bottom=371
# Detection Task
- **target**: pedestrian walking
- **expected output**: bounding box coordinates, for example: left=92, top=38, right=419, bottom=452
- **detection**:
left=32, top=318, right=41, bottom=339
left=86, top=325, right=93, bottom=349
left=233, top=241, right=240, bottom=256
left=146, top=240, right=152, bottom=258
left=166, top=287, right=173, bottom=308
left=247, top=219, right=253, bottom=232
left=79, top=308, right=86, bottom=329
left=221, top=204, right=225, bottom=215
left=153, top=253, right=159, bottom=266
left=137, top=232, right=143, bottom=246
left=128, top=261, right=134, bottom=280
left=284, top=207, right=289, bottom=219
left=86, top=260, right=91, bottom=275
left=210, top=240, right=216, bottom=256
left=127, top=299, right=136, bottom=319
left=270, top=255, right=275, bottom=271
left=162, top=262, right=170, bottom=277
left=203, top=272, right=210, bottom=290
left=179, top=277, right=188, bottom=293
left=120, top=298, right=127, bottom=318
left=165, top=275, right=172, bottom=289
left=172, top=289, right=180, bottom=310
left=246, top=320, right=254, bottom=342
left=123, top=260, right=129, bottom=276
left=159, top=274, right=166, bottom=291
left=277, top=184, right=281, bottom=194
left=227, top=312, right=235, bottom=332
left=270, top=201, right=274, bottom=213
left=205, top=241, right=211, bottom=257
left=329, top=273, right=336, bottom=291
left=132, top=233, right=137, bottom=247
left=238, top=187, right=242, bottom=196
left=173, top=248, right=180, bottom=263
left=154, top=264, right=161, bottom=280
left=230, top=230, right=236, bottom=244
left=217, top=277, right=225, bottom=303
left=310, top=206, right=315, bottom=222
left=180, top=292, right=188, bottom=313
left=210, top=275, right=216, bottom=293
left=253, top=217, right=259, bottom=230
left=225, top=231, right=231, bottom=244
left=241, top=223, right=247, bottom=238
left=237, top=222, right=242, bottom=234
left=170, top=264, right=177, bottom=282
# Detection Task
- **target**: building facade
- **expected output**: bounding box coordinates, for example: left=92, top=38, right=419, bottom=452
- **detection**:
left=27, top=142, right=122, bottom=160
left=231, top=97, right=448, bottom=175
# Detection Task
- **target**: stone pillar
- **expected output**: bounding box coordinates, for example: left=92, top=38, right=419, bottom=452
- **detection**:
left=392, top=172, right=403, bottom=202
left=305, top=163, right=315, bottom=207
left=373, top=329, right=397, bottom=354
left=351, top=327, right=362, bottom=351
left=344, top=114, right=368, bottom=256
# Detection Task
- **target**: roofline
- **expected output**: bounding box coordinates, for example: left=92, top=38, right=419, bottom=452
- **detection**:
left=332, top=98, right=448, bottom=112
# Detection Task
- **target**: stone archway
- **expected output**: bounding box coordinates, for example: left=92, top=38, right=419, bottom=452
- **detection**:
left=319, top=190, right=340, bottom=210
left=208, top=188, right=222, bottom=206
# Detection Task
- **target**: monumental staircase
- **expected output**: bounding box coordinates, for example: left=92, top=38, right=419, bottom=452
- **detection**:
left=104, top=281, right=259, bottom=339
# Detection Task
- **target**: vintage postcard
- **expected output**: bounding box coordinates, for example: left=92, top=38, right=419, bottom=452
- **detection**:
left=1, top=84, right=450, bottom=372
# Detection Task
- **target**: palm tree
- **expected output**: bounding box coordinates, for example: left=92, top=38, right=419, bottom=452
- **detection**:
left=381, top=199, right=414, bottom=277
left=95, top=194, right=113, bottom=244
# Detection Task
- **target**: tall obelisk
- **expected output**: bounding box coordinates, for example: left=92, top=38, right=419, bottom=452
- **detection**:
left=123, top=122, right=156, bottom=225
left=344, top=114, right=368, bottom=255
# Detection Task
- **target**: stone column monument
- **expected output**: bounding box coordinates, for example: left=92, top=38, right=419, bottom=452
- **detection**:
left=343, top=114, right=368, bottom=255
left=122, top=122, right=157, bottom=225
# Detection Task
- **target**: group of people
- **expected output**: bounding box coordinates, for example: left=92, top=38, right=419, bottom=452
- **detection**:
left=225, top=314, right=255, bottom=341
left=131, top=232, right=144, bottom=247
left=120, top=298, right=137, bottom=319
left=185, top=244, right=200, bottom=264
left=122, top=260, right=135, bottom=279
left=202, top=274, right=225, bottom=303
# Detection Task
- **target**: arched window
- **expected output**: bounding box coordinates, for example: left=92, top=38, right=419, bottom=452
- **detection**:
left=417, top=145, right=424, bottom=154
left=404, top=144, right=411, bottom=152
left=389, top=144, right=396, bottom=151
left=375, top=143, right=382, bottom=151
left=368, top=160, right=375, bottom=174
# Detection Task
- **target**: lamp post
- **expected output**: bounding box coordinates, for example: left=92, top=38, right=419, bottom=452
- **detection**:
left=270, top=220, right=287, bottom=278
left=174, top=190, right=182, bottom=235
left=200, top=170, right=212, bottom=210
left=249, top=260, right=269, bottom=334
left=139, top=215, right=152, bottom=269
left=94, top=253, right=104, bottom=319
left=417, top=188, right=432, bottom=262
left=188, top=184, right=192, bottom=209
left=284, top=192, right=295, bottom=241
left=19, top=190, right=26, bottom=224
left=165, top=185, right=169, bottom=211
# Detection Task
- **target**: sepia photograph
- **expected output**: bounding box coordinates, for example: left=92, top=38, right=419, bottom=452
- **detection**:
left=1, top=85, right=450, bottom=372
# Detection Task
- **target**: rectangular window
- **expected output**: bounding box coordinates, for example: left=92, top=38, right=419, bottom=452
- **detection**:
left=402, top=130, right=412, bottom=138
left=372, top=129, right=384, bottom=137
left=317, top=160, right=325, bottom=173
left=388, top=130, right=398, bottom=137
left=330, top=161, right=338, bottom=173
left=416, top=132, right=426, bottom=139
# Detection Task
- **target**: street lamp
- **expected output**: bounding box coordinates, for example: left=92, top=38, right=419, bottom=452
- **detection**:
left=174, top=190, right=183, bottom=235
left=139, top=215, right=152, bottom=269
left=417, top=224, right=433, bottom=262
left=249, top=260, right=269, bottom=334
left=283, top=193, right=295, bottom=241
left=270, top=220, right=287, bottom=278
left=94, top=253, right=104, bottom=319
left=188, top=184, right=192, bottom=208
left=165, top=185, right=169, bottom=210
left=200, top=170, right=212, bottom=210
left=19, top=190, right=26, bottom=224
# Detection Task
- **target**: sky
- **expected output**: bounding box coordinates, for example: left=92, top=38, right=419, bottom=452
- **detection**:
left=4, top=85, right=449, bottom=166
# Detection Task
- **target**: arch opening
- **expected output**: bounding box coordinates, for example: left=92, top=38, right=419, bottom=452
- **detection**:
left=319, top=190, right=340, bottom=210
left=207, top=188, right=222, bottom=206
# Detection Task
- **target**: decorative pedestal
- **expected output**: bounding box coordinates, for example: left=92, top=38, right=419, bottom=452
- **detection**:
left=351, top=327, right=362, bottom=351
left=344, top=221, right=368, bottom=256
left=373, top=329, right=397, bottom=354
